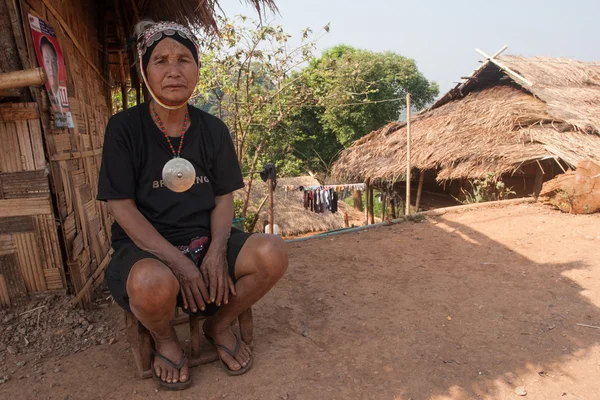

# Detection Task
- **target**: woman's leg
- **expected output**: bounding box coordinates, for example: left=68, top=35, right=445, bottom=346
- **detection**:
left=203, top=234, right=288, bottom=371
left=127, top=258, right=189, bottom=384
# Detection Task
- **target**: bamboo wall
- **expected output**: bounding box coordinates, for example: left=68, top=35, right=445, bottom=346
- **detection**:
left=0, top=0, right=113, bottom=308
left=0, top=103, right=66, bottom=307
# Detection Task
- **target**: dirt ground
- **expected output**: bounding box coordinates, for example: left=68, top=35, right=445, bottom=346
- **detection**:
left=2, top=202, right=600, bottom=400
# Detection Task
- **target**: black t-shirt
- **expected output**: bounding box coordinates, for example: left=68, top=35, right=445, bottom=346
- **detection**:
left=97, top=103, right=244, bottom=247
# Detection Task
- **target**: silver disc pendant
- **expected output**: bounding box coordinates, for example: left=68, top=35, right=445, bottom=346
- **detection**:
left=162, top=157, right=196, bottom=192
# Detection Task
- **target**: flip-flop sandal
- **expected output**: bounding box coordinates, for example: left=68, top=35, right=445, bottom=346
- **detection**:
left=151, top=348, right=192, bottom=391
left=205, top=334, right=253, bottom=376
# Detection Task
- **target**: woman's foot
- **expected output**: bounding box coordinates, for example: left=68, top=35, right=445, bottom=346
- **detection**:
left=203, top=317, right=252, bottom=371
left=152, top=327, right=189, bottom=383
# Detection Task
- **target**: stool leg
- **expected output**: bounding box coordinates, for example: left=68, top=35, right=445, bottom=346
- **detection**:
left=189, top=315, right=201, bottom=359
left=238, top=308, right=253, bottom=345
left=125, top=311, right=152, bottom=378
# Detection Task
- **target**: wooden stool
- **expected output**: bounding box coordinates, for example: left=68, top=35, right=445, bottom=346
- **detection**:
left=125, top=308, right=253, bottom=379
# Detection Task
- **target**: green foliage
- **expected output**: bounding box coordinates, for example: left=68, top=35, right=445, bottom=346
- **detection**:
left=111, top=88, right=137, bottom=113
left=192, top=16, right=327, bottom=217
left=303, top=45, right=439, bottom=147
left=457, top=174, right=516, bottom=204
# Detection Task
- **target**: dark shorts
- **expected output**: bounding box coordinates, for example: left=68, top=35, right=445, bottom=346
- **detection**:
left=105, top=228, right=252, bottom=317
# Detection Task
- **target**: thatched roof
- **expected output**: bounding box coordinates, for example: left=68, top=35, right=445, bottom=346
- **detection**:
left=332, top=55, right=600, bottom=182
left=107, top=0, right=277, bottom=84
left=237, top=176, right=351, bottom=237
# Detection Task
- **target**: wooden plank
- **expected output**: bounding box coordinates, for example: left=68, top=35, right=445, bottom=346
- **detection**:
left=43, top=268, right=63, bottom=290
left=36, top=215, right=66, bottom=289
left=0, top=253, right=28, bottom=305
left=0, top=170, right=49, bottom=198
left=0, top=217, right=35, bottom=234
left=14, top=232, right=46, bottom=292
left=71, top=232, right=83, bottom=261
left=51, top=148, right=102, bottom=161
left=27, top=119, right=47, bottom=170
left=0, top=105, right=39, bottom=121
left=0, top=197, right=52, bottom=217
left=16, top=120, right=36, bottom=171
left=53, top=133, right=72, bottom=154
left=0, top=235, right=15, bottom=255
left=0, top=274, right=10, bottom=308
left=0, top=122, right=21, bottom=173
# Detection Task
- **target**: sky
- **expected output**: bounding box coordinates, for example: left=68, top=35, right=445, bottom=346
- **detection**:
left=222, top=0, right=599, bottom=95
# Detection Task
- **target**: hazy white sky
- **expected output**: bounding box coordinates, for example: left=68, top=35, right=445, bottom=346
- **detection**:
left=223, top=0, right=599, bottom=95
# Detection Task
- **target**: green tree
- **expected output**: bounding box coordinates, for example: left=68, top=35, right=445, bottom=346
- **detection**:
left=307, top=45, right=439, bottom=147
left=259, top=45, right=439, bottom=176
left=193, top=16, right=329, bottom=217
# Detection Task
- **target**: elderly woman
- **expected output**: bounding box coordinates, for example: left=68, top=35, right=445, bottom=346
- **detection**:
left=97, top=20, right=288, bottom=390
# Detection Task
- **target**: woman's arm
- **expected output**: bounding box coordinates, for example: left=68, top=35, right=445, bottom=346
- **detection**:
left=201, top=192, right=237, bottom=306
left=108, top=199, right=210, bottom=312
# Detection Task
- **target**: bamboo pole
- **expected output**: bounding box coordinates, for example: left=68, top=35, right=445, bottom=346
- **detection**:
left=267, top=177, right=274, bottom=234
left=405, top=93, right=412, bottom=215
left=0, top=68, right=46, bottom=90
left=415, top=170, right=425, bottom=211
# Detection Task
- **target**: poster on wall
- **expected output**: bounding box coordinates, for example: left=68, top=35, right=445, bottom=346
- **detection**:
left=28, top=13, right=74, bottom=128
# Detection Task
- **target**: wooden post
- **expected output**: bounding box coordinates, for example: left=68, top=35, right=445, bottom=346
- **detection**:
left=267, top=177, right=274, bottom=234
left=0, top=68, right=46, bottom=90
left=390, top=198, right=396, bottom=219
left=381, top=193, right=386, bottom=220
left=533, top=162, right=545, bottom=198
left=405, top=93, right=412, bottom=215
left=415, top=170, right=425, bottom=211
left=364, top=179, right=370, bottom=225
left=353, top=189, right=363, bottom=211
left=118, top=51, right=128, bottom=110
left=189, top=315, right=201, bottom=359
left=369, top=186, right=375, bottom=225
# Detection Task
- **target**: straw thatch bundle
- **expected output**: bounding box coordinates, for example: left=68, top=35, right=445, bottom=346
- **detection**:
left=332, top=55, right=600, bottom=182
left=140, top=0, right=277, bottom=32
left=237, top=176, right=349, bottom=237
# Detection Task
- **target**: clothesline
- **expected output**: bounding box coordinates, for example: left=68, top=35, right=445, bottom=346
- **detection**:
left=282, top=183, right=366, bottom=192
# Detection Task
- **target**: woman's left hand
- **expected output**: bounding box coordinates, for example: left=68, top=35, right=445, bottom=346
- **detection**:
left=200, top=251, right=236, bottom=306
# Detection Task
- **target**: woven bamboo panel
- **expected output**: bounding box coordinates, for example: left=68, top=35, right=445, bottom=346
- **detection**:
left=0, top=102, right=66, bottom=305
left=16, top=0, right=113, bottom=307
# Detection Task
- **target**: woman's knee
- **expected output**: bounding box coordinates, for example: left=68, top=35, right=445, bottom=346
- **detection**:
left=254, top=235, right=288, bottom=281
left=126, top=259, right=178, bottom=311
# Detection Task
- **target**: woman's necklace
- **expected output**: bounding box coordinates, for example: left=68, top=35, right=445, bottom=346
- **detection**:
left=152, top=105, right=196, bottom=193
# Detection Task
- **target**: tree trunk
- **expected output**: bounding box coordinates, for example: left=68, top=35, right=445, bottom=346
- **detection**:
left=353, top=190, right=363, bottom=211
left=390, top=198, right=396, bottom=219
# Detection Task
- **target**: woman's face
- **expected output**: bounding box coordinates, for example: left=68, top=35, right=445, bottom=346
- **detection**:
left=146, top=38, right=198, bottom=106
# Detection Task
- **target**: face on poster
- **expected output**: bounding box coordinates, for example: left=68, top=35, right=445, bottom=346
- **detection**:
left=28, top=13, right=74, bottom=128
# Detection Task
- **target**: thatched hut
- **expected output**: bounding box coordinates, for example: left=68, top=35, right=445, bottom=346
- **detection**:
left=0, top=0, right=275, bottom=308
left=238, top=176, right=356, bottom=237
left=332, top=55, right=600, bottom=202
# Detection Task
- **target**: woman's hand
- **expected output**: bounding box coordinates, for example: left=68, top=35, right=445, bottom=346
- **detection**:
left=171, top=256, right=210, bottom=313
left=200, top=251, right=236, bottom=306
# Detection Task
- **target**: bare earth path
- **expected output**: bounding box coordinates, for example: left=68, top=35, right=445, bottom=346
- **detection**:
left=2, top=203, right=600, bottom=400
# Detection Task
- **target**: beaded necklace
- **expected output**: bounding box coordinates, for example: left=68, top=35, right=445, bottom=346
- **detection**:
left=151, top=104, right=196, bottom=192
left=152, top=105, right=189, bottom=157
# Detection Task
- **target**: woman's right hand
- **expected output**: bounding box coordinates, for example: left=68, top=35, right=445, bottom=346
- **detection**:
left=171, top=256, right=210, bottom=313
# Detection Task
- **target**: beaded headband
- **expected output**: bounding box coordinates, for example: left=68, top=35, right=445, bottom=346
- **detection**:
left=136, top=22, right=200, bottom=110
